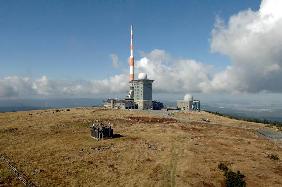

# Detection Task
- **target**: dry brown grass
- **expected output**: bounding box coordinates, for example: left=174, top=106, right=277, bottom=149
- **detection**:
left=0, top=108, right=282, bottom=186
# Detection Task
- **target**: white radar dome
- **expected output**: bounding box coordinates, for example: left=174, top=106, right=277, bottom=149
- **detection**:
left=184, top=94, right=193, bottom=101
left=138, top=73, right=147, bottom=80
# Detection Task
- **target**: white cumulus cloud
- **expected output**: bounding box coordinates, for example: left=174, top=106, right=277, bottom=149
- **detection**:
left=136, top=49, right=212, bottom=93
left=209, top=0, right=282, bottom=93
left=0, top=74, right=128, bottom=98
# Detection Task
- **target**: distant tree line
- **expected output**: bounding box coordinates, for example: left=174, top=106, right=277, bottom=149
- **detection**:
left=204, top=110, right=282, bottom=128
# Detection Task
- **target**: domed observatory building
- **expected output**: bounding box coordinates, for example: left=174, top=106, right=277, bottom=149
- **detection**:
left=177, top=94, right=201, bottom=111
left=133, top=73, right=154, bottom=110
left=177, top=94, right=193, bottom=111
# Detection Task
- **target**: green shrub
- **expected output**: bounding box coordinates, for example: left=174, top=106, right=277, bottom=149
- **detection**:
left=218, top=163, right=246, bottom=187
left=224, top=170, right=246, bottom=187
left=218, top=162, right=228, bottom=172
left=267, top=154, right=279, bottom=160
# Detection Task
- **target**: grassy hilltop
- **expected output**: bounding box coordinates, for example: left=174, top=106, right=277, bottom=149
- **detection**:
left=0, top=108, right=282, bottom=186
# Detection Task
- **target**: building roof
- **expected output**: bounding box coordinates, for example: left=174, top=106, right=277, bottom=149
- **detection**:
left=129, top=79, right=154, bottom=83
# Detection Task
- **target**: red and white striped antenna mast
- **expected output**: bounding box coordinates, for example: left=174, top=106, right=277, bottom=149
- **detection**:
left=129, top=24, right=134, bottom=81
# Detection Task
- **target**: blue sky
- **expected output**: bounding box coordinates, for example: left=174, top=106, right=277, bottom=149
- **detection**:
left=0, top=0, right=261, bottom=80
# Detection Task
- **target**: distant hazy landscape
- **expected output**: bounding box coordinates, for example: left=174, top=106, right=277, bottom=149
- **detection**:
left=1, top=96, right=282, bottom=122
left=203, top=104, right=282, bottom=122
left=0, top=98, right=102, bottom=112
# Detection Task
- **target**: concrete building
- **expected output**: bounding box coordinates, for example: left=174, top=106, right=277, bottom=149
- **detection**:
left=177, top=100, right=193, bottom=111
left=132, top=73, right=154, bottom=110
left=103, top=98, right=136, bottom=109
left=192, top=100, right=200, bottom=111
left=177, top=94, right=200, bottom=111
left=177, top=94, right=193, bottom=111
left=105, top=73, right=154, bottom=110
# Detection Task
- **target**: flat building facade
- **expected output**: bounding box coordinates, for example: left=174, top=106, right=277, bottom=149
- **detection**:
left=132, top=79, right=154, bottom=110
left=177, top=100, right=193, bottom=111
left=177, top=99, right=201, bottom=111
left=104, top=98, right=136, bottom=109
